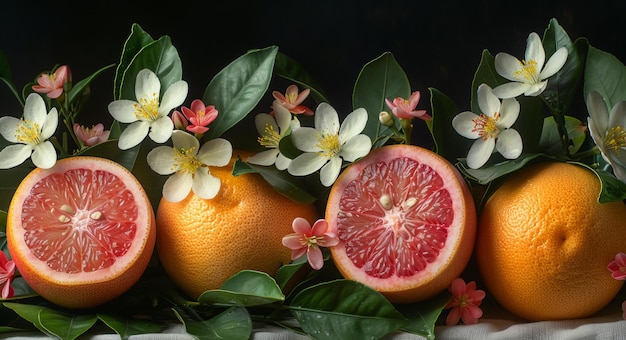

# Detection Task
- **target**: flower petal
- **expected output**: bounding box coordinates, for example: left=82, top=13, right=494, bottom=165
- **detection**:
left=108, top=100, right=140, bottom=123
left=0, top=144, right=32, bottom=169
left=291, top=127, right=322, bottom=152
left=477, top=84, right=500, bottom=118
left=0, top=117, right=22, bottom=143
left=319, top=156, right=342, bottom=187
left=254, top=113, right=277, bottom=136
left=148, top=116, right=174, bottom=143
left=540, top=47, right=568, bottom=79
left=494, top=52, right=523, bottom=82
left=315, top=103, right=340, bottom=134
left=525, top=32, right=546, bottom=70
left=159, top=80, right=189, bottom=115
left=288, top=152, right=328, bottom=177
left=197, top=138, right=232, bottom=167
left=275, top=153, right=292, bottom=170
left=492, top=82, right=530, bottom=99
left=496, top=129, right=523, bottom=159
left=171, top=130, right=200, bottom=152
left=23, top=93, right=47, bottom=123
left=247, top=149, right=280, bottom=166
left=191, top=168, right=221, bottom=199
left=162, top=172, right=193, bottom=202
left=31, top=141, right=57, bottom=169
left=40, top=108, right=59, bottom=140
left=135, top=69, right=161, bottom=102
left=497, top=98, right=520, bottom=128
left=282, top=234, right=305, bottom=250
left=307, top=246, right=324, bottom=270
left=147, top=146, right=177, bottom=175
left=452, top=112, right=481, bottom=139
left=467, top=138, right=495, bottom=169
left=340, top=134, right=372, bottom=161
left=338, top=108, right=368, bottom=142
left=118, top=121, right=150, bottom=150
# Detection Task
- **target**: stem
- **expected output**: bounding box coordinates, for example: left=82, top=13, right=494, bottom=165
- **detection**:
left=400, top=118, right=413, bottom=145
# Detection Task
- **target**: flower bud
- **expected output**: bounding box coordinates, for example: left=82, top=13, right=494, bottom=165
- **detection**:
left=379, top=111, right=394, bottom=127
left=171, top=110, right=188, bottom=130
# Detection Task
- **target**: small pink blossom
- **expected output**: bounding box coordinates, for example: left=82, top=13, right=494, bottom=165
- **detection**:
left=174, top=99, right=218, bottom=135
left=385, top=91, right=431, bottom=121
left=32, top=65, right=70, bottom=99
left=0, top=251, right=15, bottom=299
left=608, top=253, right=626, bottom=280
left=272, top=85, right=313, bottom=115
left=73, top=123, right=110, bottom=146
left=171, top=110, right=189, bottom=130
left=444, top=278, right=486, bottom=326
left=282, top=217, right=339, bottom=270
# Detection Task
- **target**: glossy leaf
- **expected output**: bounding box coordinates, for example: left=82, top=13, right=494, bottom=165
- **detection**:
left=274, top=51, right=328, bottom=104
left=353, top=52, right=411, bottom=147
left=98, top=313, right=162, bottom=340
left=427, top=87, right=463, bottom=164
left=289, top=279, right=408, bottom=340
left=398, top=291, right=450, bottom=340
left=3, top=303, right=96, bottom=339
left=233, top=159, right=317, bottom=204
left=584, top=46, right=626, bottom=108
left=460, top=153, right=549, bottom=184
left=117, top=35, right=183, bottom=101
left=275, top=255, right=309, bottom=290
left=203, top=46, right=278, bottom=139
left=539, top=116, right=586, bottom=155
left=586, top=165, right=626, bottom=203
left=113, top=23, right=155, bottom=99
left=173, top=305, right=252, bottom=340
left=67, top=64, right=116, bottom=108
left=198, top=270, right=285, bottom=306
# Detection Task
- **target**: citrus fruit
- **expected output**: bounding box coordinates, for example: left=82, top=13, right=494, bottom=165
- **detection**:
left=6, top=156, right=156, bottom=309
left=476, top=161, right=626, bottom=321
left=155, top=150, right=319, bottom=299
left=325, top=144, right=477, bottom=303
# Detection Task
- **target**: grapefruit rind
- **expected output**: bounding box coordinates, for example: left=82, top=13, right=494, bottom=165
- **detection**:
left=6, top=156, right=156, bottom=309
left=326, top=144, right=476, bottom=303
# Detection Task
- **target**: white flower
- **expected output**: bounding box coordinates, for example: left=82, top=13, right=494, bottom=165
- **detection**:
left=586, top=91, right=626, bottom=182
left=288, top=102, right=371, bottom=187
left=147, top=130, right=232, bottom=202
left=108, top=69, right=188, bottom=150
left=452, top=84, right=522, bottom=169
left=247, top=100, right=300, bottom=170
left=492, top=32, right=568, bottom=99
left=0, top=93, right=58, bottom=169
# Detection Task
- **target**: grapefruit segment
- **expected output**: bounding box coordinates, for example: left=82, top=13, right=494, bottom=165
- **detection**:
left=7, top=156, right=156, bottom=309
left=326, top=144, right=476, bottom=303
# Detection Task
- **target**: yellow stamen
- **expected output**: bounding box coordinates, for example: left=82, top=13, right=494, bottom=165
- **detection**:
left=174, top=146, right=201, bottom=174
left=14, top=120, right=42, bottom=144
left=133, top=92, right=160, bottom=121
left=471, top=113, right=501, bottom=141
left=604, top=126, right=626, bottom=155
left=513, top=59, right=539, bottom=82
left=258, top=123, right=280, bottom=148
left=316, top=132, right=340, bottom=158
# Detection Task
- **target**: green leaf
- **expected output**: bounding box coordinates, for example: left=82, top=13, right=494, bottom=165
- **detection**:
left=198, top=270, right=285, bottom=306
left=173, top=305, right=252, bottom=340
left=539, top=116, right=586, bottom=155
left=398, top=291, right=451, bottom=340
left=274, top=51, right=328, bottom=103
left=541, top=18, right=585, bottom=116
left=469, top=49, right=502, bottom=114
left=427, top=87, right=463, bottom=164
left=113, top=23, right=155, bottom=99
left=460, top=153, right=549, bottom=184
left=353, top=52, right=411, bottom=147
left=3, top=303, right=96, bottom=340
left=118, top=35, right=183, bottom=101
left=289, top=279, right=408, bottom=340
left=67, top=64, right=116, bottom=107
left=584, top=45, right=626, bottom=109
left=275, top=256, right=309, bottom=291
left=98, top=313, right=162, bottom=340
left=203, top=46, right=278, bottom=139
left=588, top=166, right=626, bottom=203
left=234, top=160, right=317, bottom=205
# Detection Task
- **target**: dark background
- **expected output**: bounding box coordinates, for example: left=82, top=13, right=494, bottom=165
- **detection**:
left=1, top=0, right=625, bottom=133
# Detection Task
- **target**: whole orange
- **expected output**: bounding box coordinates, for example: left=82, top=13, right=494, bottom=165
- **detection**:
left=155, top=150, right=319, bottom=299
left=476, top=162, right=626, bottom=321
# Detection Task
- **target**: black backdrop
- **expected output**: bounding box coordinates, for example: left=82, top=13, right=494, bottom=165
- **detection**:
left=1, top=0, right=625, bottom=135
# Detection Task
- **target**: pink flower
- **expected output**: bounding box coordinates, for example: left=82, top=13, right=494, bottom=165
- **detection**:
left=32, top=65, right=70, bottom=99
left=385, top=91, right=431, bottom=120
left=608, top=253, right=626, bottom=280
left=73, top=123, right=110, bottom=147
left=171, top=110, right=189, bottom=130
left=0, top=251, right=15, bottom=299
left=175, top=99, right=218, bottom=135
left=272, top=85, right=313, bottom=115
left=282, top=217, right=339, bottom=270
left=444, top=278, right=486, bottom=326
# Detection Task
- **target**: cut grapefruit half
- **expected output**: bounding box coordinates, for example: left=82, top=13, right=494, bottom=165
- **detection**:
left=326, top=144, right=476, bottom=303
left=6, top=156, right=156, bottom=309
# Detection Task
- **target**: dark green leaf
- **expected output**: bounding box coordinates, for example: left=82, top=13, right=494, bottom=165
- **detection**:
left=274, top=52, right=328, bottom=103
left=98, top=313, right=162, bottom=340
left=460, top=153, right=550, bottom=184
left=470, top=49, right=503, bottom=114
left=275, top=256, right=309, bottom=290
left=587, top=165, right=626, bottom=203
left=398, top=291, right=451, bottom=340
left=67, top=64, right=116, bottom=106
left=173, top=305, right=252, bottom=340
left=113, top=23, right=155, bottom=99
left=513, top=95, right=545, bottom=154
left=427, top=87, right=464, bottom=164
left=203, top=46, right=278, bottom=139
left=39, top=309, right=97, bottom=340
left=240, top=161, right=317, bottom=204
left=118, top=35, right=183, bottom=101
left=289, top=279, right=408, bottom=340
left=584, top=45, right=626, bottom=109
left=198, top=270, right=285, bottom=306
left=353, top=52, right=411, bottom=147
left=539, top=116, right=586, bottom=155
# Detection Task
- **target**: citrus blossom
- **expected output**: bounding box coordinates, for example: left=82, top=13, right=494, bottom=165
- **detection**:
left=32, top=65, right=69, bottom=99
left=272, top=84, right=313, bottom=115
left=73, top=123, right=110, bottom=147
left=0, top=251, right=15, bottom=299
left=452, top=83, right=522, bottom=169
left=492, top=32, right=568, bottom=98
left=444, top=278, right=486, bottom=326
left=146, top=130, right=233, bottom=202
left=288, top=102, right=371, bottom=187
left=384, top=91, right=431, bottom=120
left=0, top=93, right=58, bottom=169
left=175, top=99, right=218, bottom=135
left=608, top=253, right=626, bottom=280
left=282, top=217, right=339, bottom=270
left=108, top=68, right=188, bottom=150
